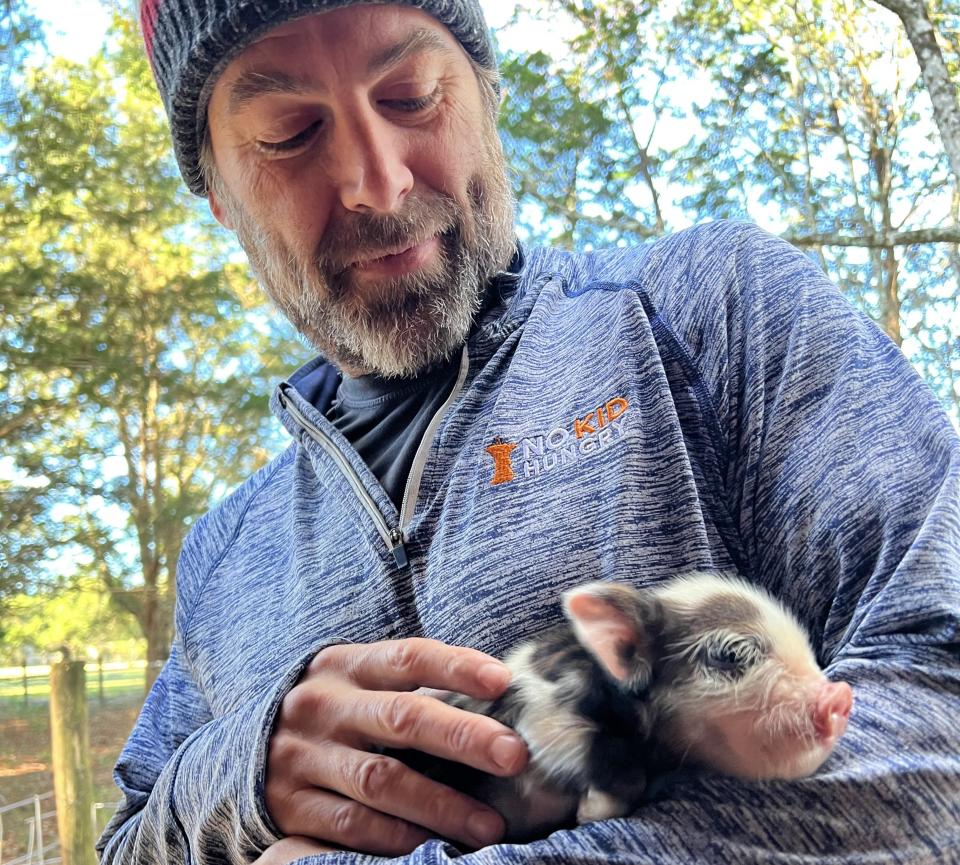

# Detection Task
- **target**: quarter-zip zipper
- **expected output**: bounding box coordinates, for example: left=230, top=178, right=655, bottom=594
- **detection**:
left=399, top=345, right=470, bottom=530
left=277, top=383, right=409, bottom=569
left=277, top=347, right=471, bottom=570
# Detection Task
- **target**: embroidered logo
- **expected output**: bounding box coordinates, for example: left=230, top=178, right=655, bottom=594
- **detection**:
left=484, top=441, right=519, bottom=485
left=484, top=396, right=631, bottom=486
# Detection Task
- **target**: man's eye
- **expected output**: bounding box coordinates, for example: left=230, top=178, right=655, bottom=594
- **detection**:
left=257, top=120, right=322, bottom=153
left=382, top=91, right=439, bottom=113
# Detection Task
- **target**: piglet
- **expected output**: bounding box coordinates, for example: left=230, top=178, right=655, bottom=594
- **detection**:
left=414, top=573, right=853, bottom=841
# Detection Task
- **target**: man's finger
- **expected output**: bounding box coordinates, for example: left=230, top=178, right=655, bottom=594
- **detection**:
left=253, top=836, right=338, bottom=865
left=282, top=786, right=433, bottom=856
left=301, top=745, right=508, bottom=849
left=344, top=690, right=527, bottom=776
left=316, top=638, right=512, bottom=698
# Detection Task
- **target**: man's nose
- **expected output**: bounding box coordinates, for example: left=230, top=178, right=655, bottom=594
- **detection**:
left=330, top=113, right=413, bottom=214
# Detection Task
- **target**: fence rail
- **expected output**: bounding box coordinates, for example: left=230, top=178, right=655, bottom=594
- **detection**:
left=0, top=661, right=148, bottom=705
left=0, top=793, right=111, bottom=865
left=0, top=792, right=55, bottom=865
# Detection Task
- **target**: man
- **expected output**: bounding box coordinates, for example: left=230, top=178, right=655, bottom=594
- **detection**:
left=99, top=1, right=960, bottom=863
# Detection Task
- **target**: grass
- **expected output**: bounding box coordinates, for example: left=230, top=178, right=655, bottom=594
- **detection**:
left=0, top=665, right=146, bottom=703
left=0, top=667, right=146, bottom=860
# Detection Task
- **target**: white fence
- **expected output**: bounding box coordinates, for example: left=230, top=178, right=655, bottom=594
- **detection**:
left=0, top=793, right=110, bottom=865
left=0, top=661, right=148, bottom=704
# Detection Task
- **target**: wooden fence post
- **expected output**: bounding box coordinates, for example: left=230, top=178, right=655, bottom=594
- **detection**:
left=49, top=659, right=97, bottom=865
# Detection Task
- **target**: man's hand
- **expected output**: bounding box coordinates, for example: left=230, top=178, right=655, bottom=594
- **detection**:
left=253, top=836, right=336, bottom=864
left=265, top=638, right=528, bottom=856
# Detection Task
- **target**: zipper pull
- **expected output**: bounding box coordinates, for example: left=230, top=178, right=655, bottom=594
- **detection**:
left=389, top=528, right=409, bottom=570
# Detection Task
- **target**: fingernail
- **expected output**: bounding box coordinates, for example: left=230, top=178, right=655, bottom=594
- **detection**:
left=491, top=733, right=524, bottom=770
left=467, top=809, right=504, bottom=846
left=478, top=662, right=510, bottom=692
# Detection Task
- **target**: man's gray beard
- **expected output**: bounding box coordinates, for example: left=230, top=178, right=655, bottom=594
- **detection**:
left=223, top=139, right=516, bottom=378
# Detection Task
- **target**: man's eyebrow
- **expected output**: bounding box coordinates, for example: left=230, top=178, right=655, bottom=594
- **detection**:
left=227, top=69, right=312, bottom=115
left=366, top=27, right=458, bottom=76
left=226, top=29, right=457, bottom=116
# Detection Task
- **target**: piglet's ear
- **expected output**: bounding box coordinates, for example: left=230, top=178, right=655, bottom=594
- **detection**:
left=562, top=582, right=658, bottom=693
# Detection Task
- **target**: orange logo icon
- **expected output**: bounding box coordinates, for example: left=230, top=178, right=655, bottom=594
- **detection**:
left=485, top=441, right=518, bottom=486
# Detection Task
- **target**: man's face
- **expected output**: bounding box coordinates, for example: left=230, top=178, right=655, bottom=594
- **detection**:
left=205, top=5, right=516, bottom=377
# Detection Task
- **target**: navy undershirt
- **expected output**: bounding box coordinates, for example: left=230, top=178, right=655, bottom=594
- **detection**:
left=326, top=353, right=461, bottom=509
left=325, top=249, right=523, bottom=508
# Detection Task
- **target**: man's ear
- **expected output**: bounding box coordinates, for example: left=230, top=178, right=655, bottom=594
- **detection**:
left=207, top=187, right=235, bottom=231
left=562, top=582, right=661, bottom=694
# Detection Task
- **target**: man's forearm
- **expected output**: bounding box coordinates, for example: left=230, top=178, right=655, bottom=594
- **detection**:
left=97, top=645, right=299, bottom=865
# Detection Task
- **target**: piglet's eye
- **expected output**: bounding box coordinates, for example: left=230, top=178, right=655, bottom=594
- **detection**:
left=700, top=635, right=764, bottom=677
left=705, top=644, right=742, bottom=671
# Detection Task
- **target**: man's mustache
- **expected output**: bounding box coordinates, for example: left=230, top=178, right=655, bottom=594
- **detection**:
left=315, top=192, right=460, bottom=277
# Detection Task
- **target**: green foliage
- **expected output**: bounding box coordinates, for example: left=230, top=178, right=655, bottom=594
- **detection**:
left=0, top=13, right=305, bottom=659
left=928, top=2, right=959, bottom=81
left=499, top=0, right=673, bottom=247
left=1, top=579, right=143, bottom=663
left=0, top=0, right=42, bottom=120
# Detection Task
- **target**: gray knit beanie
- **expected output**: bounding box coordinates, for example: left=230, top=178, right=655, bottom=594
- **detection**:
left=139, top=0, right=498, bottom=195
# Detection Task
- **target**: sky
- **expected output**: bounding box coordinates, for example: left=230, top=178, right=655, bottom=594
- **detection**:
left=26, top=0, right=550, bottom=63
left=28, top=0, right=112, bottom=60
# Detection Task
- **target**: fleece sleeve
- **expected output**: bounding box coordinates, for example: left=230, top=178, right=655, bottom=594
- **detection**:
left=95, top=635, right=309, bottom=864
left=275, top=223, right=960, bottom=865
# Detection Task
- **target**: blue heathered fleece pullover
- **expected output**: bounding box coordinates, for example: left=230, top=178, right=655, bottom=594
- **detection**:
left=97, top=220, right=960, bottom=865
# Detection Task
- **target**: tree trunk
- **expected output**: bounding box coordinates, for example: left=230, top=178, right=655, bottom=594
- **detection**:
left=876, top=132, right=902, bottom=346
left=49, top=659, right=97, bottom=865
left=880, top=246, right=903, bottom=345
left=143, top=585, right=171, bottom=692
left=872, top=0, right=960, bottom=183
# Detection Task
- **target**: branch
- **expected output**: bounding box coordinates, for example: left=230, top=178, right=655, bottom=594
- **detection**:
left=787, top=226, right=960, bottom=247
left=0, top=404, right=43, bottom=441
left=605, top=54, right=665, bottom=234
left=516, top=183, right=657, bottom=239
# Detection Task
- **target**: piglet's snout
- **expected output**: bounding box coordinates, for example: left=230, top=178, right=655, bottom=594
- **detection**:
left=812, top=681, right=853, bottom=741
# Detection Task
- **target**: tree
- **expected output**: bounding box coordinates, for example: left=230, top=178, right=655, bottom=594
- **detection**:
left=0, top=0, right=41, bottom=119
left=498, top=0, right=673, bottom=248
left=871, top=0, right=960, bottom=184
left=0, top=0, right=47, bottom=630
left=672, top=0, right=957, bottom=399
left=498, top=0, right=959, bottom=423
left=0, top=14, right=303, bottom=684
left=2, top=578, right=142, bottom=664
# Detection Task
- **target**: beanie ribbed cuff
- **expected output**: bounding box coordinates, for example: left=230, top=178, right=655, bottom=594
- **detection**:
left=140, top=0, right=498, bottom=196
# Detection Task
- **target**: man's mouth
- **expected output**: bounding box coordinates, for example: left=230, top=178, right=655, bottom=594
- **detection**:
left=349, top=235, right=440, bottom=276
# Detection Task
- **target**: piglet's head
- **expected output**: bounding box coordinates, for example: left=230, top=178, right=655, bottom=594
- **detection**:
left=562, top=574, right=853, bottom=782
